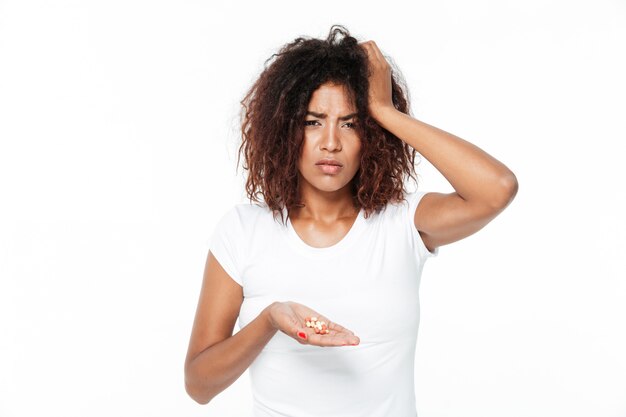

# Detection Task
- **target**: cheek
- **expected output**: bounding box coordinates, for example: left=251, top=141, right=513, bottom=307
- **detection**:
left=299, top=145, right=311, bottom=162
left=297, top=146, right=314, bottom=170
left=353, top=141, right=363, bottom=159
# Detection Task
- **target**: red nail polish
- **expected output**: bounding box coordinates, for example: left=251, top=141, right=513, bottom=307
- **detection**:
left=298, top=332, right=307, bottom=339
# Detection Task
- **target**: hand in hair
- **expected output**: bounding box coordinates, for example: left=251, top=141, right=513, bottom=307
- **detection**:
left=360, top=40, right=395, bottom=121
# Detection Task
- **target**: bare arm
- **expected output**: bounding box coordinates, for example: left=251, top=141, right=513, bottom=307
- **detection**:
left=375, top=109, right=518, bottom=252
left=184, top=250, right=278, bottom=404
left=361, top=40, right=518, bottom=252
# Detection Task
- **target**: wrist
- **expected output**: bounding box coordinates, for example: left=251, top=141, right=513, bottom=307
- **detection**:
left=371, top=105, right=399, bottom=128
left=264, top=302, right=280, bottom=332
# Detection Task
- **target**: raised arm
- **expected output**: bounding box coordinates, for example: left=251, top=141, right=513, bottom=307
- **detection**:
left=361, top=41, right=519, bottom=253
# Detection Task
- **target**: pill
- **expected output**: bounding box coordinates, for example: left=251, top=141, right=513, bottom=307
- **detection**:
left=304, top=317, right=331, bottom=336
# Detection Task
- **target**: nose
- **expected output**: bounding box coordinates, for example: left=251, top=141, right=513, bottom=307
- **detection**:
left=320, top=123, right=342, bottom=152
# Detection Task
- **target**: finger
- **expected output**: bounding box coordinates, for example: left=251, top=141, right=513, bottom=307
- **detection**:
left=334, top=331, right=356, bottom=339
left=307, top=332, right=350, bottom=347
left=295, top=327, right=309, bottom=341
left=327, top=321, right=354, bottom=335
left=369, top=40, right=385, bottom=61
left=305, top=315, right=354, bottom=339
left=336, top=331, right=360, bottom=345
left=304, top=316, right=356, bottom=339
left=359, top=41, right=375, bottom=58
left=313, top=318, right=356, bottom=337
left=331, top=333, right=360, bottom=346
left=337, top=329, right=359, bottom=341
left=363, top=41, right=388, bottom=69
left=306, top=324, right=359, bottom=345
left=361, top=41, right=377, bottom=54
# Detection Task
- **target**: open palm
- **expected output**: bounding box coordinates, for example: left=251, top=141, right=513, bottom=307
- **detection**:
left=268, top=301, right=360, bottom=347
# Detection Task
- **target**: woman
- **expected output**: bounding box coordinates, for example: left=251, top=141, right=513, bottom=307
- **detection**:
left=184, top=25, right=518, bottom=416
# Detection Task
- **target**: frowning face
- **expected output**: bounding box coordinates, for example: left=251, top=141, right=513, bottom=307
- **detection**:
left=297, top=82, right=362, bottom=196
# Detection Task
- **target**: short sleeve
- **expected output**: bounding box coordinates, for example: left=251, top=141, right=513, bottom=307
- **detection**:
left=406, top=190, right=439, bottom=260
left=204, top=207, right=244, bottom=287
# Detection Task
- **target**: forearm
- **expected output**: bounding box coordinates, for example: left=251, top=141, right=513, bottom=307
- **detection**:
left=375, top=107, right=517, bottom=206
left=185, top=302, right=278, bottom=404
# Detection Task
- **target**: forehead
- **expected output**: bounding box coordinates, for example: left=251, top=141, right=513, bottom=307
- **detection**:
left=308, top=82, right=356, bottom=111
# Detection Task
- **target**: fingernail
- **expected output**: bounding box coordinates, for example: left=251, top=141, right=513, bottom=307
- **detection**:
left=298, top=331, right=307, bottom=339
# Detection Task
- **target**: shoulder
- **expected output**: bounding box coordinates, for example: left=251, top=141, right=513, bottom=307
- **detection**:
left=213, top=200, right=281, bottom=242
left=368, top=190, right=427, bottom=231
left=208, top=201, right=271, bottom=256
left=381, top=190, right=429, bottom=217
left=217, top=200, right=268, bottom=223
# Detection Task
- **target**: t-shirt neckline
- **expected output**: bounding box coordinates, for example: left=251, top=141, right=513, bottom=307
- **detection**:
left=284, top=207, right=366, bottom=257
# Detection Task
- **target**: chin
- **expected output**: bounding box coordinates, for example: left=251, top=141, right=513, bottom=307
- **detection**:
left=298, top=169, right=356, bottom=193
left=314, top=180, right=353, bottom=193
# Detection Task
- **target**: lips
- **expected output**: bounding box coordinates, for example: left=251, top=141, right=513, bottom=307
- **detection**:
left=317, top=164, right=342, bottom=174
left=315, top=158, right=343, bottom=167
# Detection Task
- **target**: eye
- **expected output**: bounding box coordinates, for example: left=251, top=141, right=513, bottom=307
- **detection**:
left=304, top=120, right=320, bottom=126
left=344, top=122, right=356, bottom=128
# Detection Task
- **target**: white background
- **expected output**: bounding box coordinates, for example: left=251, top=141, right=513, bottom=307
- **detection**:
left=1, top=1, right=625, bottom=416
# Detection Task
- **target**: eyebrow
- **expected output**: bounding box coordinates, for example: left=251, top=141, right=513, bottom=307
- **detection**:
left=306, top=111, right=358, bottom=121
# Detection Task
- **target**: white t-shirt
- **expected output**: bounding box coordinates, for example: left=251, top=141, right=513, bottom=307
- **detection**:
left=206, top=190, right=438, bottom=417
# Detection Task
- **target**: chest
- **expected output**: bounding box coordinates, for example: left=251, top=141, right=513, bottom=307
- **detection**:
left=238, top=231, right=423, bottom=346
left=288, top=216, right=358, bottom=248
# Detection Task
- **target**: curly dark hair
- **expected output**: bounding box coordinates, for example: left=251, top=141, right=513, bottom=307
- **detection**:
left=237, top=24, right=421, bottom=225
